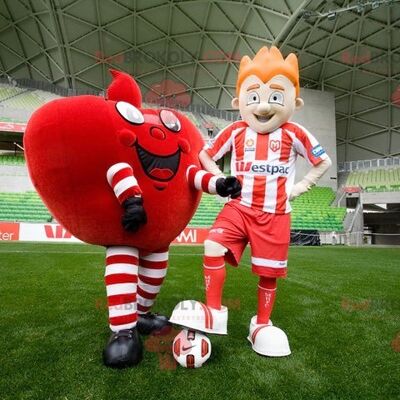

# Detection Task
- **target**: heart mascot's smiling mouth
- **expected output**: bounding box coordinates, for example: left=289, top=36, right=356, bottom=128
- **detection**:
left=136, top=144, right=181, bottom=189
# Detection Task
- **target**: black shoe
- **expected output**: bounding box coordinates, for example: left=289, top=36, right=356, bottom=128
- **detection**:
left=102, top=328, right=143, bottom=368
left=137, top=313, right=172, bottom=335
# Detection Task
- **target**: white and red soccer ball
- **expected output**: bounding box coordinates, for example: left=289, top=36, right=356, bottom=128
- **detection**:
left=172, top=329, right=211, bottom=368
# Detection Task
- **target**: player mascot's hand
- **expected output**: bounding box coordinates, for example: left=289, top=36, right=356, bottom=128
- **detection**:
left=121, top=196, right=147, bottom=232
left=216, top=176, right=242, bottom=198
left=289, top=180, right=311, bottom=201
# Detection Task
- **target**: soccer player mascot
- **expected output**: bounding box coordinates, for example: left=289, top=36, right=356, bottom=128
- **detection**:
left=24, top=70, right=241, bottom=368
left=170, top=46, right=332, bottom=357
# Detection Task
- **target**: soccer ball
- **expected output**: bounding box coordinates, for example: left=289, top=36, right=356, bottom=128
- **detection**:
left=172, top=329, right=211, bottom=368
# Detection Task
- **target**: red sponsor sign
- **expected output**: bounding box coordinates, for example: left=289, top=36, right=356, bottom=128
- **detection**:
left=0, top=121, right=27, bottom=133
left=0, top=223, right=208, bottom=244
left=44, top=224, right=72, bottom=239
left=172, top=228, right=209, bottom=244
left=0, top=222, right=20, bottom=241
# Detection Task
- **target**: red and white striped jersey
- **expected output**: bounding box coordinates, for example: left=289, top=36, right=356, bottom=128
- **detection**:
left=204, top=120, right=328, bottom=214
left=107, top=163, right=220, bottom=204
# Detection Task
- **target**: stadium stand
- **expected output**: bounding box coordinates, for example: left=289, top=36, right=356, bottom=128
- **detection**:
left=291, top=187, right=346, bottom=231
left=345, top=167, right=400, bottom=192
left=189, top=194, right=225, bottom=227
left=0, top=191, right=51, bottom=222
left=0, top=85, right=61, bottom=112
left=0, top=187, right=345, bottom=230
left=204, top=115, right=229, bottom=130
left=0, top=154, right=25, bottom=165
left=189, top=187, right=346, bottom=231
left=0, top=82, right=233, bottom=138
left=0, top=83, right=25, bottom=101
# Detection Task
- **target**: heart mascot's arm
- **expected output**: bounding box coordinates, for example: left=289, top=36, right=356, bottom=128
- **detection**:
left=106, top=162, right=147, bottom=232
left=106, top=162, right=142, bottom=202
left=186, top=165, right=242, bottom=199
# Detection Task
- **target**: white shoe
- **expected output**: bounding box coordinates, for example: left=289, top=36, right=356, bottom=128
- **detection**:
left=247, top=315, right=291, bottom=357
left=169, top=300, right=228, bottom=335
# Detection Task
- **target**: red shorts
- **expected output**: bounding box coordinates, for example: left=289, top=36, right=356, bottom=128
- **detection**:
left=207, top=200, right=290, bottom=278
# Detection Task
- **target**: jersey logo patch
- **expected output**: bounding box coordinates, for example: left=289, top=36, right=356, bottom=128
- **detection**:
left=246, top=139, right=254, bottom=147
left=311, top=144, right=326, bottom=157
left=269, top=140, right=281, bottom=152
left=245, top=138, right=255, bottom=152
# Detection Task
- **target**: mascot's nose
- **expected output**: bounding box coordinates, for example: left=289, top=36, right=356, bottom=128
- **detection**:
left=150, top=127, right=166, bottom=140
left=257, top=102, right=272, bottom=114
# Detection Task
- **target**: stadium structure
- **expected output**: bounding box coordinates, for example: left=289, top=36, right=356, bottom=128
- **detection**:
left=0, top=2, right=399, bottom=400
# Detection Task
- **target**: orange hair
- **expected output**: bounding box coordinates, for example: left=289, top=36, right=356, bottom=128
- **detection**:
left=236, top=46, right=300, bottom=96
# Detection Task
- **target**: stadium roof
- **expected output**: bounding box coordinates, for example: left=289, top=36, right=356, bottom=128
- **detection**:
left=0, top=0, right=399, bottom=162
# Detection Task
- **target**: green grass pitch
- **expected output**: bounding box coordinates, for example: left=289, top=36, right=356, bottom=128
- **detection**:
left=0, top=242, right=399, bottom=400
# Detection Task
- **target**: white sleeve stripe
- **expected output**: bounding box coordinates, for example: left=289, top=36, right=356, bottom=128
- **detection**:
left=107, top=163, right=132, bottom=185
left=108, top=302, right=137, bottom=317
left=114, top=176, right=139, bottom=197
left=140, top=252, right=169, bottom=262
left=288, top=123, right=321, bottom=152
left=106, top=283, right=137, bottom=297
left=290, top=122, right=317, bottom=142
left=194, top=170, right=207, bottom=190
left=208, top=176, right=219, bottom=194
left=186, top=164, right=196, bottom=180
left=211, top=139, right=232, bottom=161
left=292, top=134, right=326, bottom=164
left=293, top=136, right=308, bottom=159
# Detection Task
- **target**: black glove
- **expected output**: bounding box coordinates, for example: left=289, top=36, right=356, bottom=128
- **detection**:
left=121, top=197, right=147, bottom=232
left=216, top=176, right=242, bottom=198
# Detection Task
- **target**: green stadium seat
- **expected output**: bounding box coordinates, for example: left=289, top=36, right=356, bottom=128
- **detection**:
left=0, top=191, right=51, bottom=222
left=0, top=154, right=26, bottom=165
left=346, top=167, right=400, bottom=192
left=189, top=187, right=346, bottom=231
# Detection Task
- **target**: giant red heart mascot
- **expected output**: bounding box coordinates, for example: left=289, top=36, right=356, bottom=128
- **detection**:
left=24, top=70, right=240, bottom=368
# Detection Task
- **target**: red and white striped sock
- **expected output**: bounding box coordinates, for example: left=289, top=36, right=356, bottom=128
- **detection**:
left=137, top=251, right=169, bottom=315
left=204, top=255, right=226, bottom=310
left=256, top=276, right=277, bottom=324
left=105, top=246, right=139, bottom=332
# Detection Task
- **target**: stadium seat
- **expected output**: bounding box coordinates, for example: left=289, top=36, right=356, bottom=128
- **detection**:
left=0, top=191, right=52, bottom=222
left=189, top=187, right=346, bottom=231
left=346, top=167, right=400, bottom=192
left=0, top=154, right=25, bottom=165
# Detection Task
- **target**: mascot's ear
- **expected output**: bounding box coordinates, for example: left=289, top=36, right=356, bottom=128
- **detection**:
left=107, top=69, right=142, bottom=108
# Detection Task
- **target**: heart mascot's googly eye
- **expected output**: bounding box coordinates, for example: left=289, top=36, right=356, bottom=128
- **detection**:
left=116, top=101, right=145, bottom=125
left=160, top=109, right=181, bottom=132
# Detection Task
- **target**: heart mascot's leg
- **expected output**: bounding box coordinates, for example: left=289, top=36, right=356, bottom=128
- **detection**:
left=136, top=249, right=171, bottom=334
left=103, top=246, right=142, bottom=368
